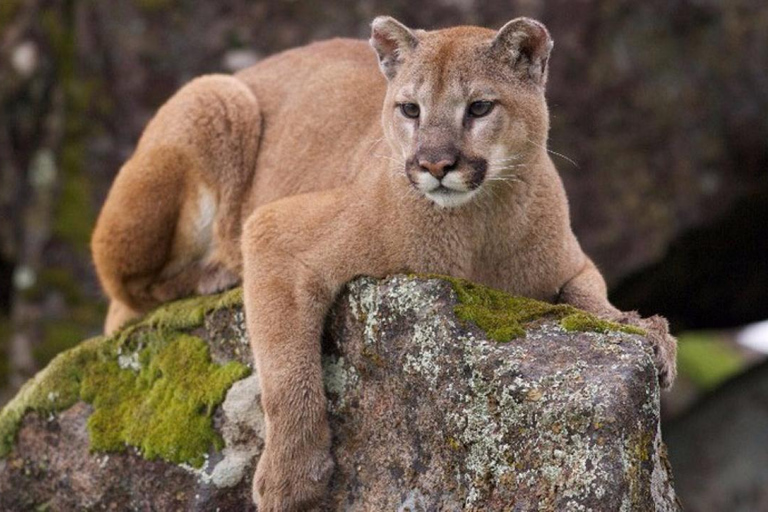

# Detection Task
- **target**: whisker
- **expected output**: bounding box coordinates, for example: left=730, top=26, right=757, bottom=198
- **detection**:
left=491, top=156, right=524, bottom=164
left=490, top=167, right=519, bottom=177
left=525, top=137, right=579, bottom=168
left=373, top=153, right=406, bottom=166
left=487, top=176, right=523, bottom=184
left=490, top=163, right=528, bottom=170
left=365, top=137, right=386, bottom=155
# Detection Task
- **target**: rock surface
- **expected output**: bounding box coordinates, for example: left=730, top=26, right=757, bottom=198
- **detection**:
left=0, top=276, right=679, bottom=510
left=667, top=360, right=768, bottom=512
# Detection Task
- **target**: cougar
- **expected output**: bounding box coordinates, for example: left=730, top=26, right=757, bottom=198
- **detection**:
left=91, top=16, right=677, bottom=509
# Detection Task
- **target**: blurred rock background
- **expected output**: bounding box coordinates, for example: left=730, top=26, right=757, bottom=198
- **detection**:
left=0, top=0, right=766, bottom=509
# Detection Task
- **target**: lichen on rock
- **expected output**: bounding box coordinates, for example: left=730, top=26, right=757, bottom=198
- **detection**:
left=324, top=275, right=677, bottom=510
left=0, top=275, right=678, bottom=510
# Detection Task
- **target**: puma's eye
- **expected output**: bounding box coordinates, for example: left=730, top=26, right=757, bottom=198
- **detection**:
left=468, top=100, right=494, bottom=118
left=400, top=103, right=420, bottom=119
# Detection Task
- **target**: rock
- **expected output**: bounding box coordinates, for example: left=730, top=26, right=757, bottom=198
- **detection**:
left=0, top=276, right=679, bottom=510
left=666, top=360, right=768, bottom=512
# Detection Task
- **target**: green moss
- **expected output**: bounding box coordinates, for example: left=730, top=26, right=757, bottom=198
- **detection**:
left=0, top=337, right=102, bottom=457
left=81, top=333, right=248, bottom=466
left=559, top=312, right=645, bottom=336
left=129, top=287, right=243, bottom=334
left=677, top=332, right=743, bottom=390
left=447, top=436, right=462, bottom=452
left=436, top=275, right=644, bottom=342
left=0, top=289, right=249, bottom=463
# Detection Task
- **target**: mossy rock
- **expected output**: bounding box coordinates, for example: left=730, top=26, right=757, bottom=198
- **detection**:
left=0, top=277, right=642, bottom=462
left=0, top=288, right=248, bottom=464
left=0, top=275, right=677, bottom=511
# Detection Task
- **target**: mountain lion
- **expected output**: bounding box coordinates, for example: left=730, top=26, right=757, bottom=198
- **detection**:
left=91, top=16, right=677, bottom=510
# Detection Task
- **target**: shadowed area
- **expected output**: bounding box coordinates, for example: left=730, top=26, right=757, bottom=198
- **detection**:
left=612, top=186, right=768, bottom=331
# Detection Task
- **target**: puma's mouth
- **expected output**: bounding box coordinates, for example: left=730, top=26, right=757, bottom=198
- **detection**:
left=424, top=185, right=479, bottom=208
left=428, top=185, right=465, bottom=196
left=404, top=155, right=487, bottom=208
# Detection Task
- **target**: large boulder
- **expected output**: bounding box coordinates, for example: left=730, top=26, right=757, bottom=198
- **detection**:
left=0, top=276, right=679, bottom=510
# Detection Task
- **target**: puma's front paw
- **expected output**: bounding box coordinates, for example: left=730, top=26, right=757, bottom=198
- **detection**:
left=253, top=441, right=334, bottom=511
left=619, top=312, right=677, bottom=389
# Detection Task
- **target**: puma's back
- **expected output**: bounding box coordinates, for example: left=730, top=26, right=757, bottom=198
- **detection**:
left=235, top=39, right=388, bottom=207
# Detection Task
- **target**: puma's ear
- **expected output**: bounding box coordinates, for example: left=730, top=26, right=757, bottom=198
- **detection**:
left=491, top=17, right=553, bottom=87
left=370, top=16, right=419, bottom=81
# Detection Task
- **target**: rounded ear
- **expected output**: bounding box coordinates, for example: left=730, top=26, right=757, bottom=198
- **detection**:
left=369, top=16, right=419, bottom=81
left=491, top=18, right=554, bottom=87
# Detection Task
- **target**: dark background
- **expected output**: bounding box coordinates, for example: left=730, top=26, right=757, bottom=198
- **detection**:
left=1, top=1, right=766, bottom=509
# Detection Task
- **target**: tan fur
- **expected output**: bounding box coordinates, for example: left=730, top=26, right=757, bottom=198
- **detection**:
left=91, top=17, right=676, bottom=509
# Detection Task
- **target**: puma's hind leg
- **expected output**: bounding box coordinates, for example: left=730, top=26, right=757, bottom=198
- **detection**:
left=105, top=300, right=142, bottom=335
left=92, top=75, right=261, bottom=334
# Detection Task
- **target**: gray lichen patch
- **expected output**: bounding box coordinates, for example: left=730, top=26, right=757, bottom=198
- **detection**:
left=402, top=319, right=449, bottom=390
left=327, top=275, right=677, bottom=511
left=209, top=375, right=264, bottom=488
left=323, top=355, right=360, bottom=414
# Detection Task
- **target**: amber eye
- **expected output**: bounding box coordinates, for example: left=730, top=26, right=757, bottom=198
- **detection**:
left=400, top=103, right=420, bottom=119
left=468, top=100, right=494, bottom=118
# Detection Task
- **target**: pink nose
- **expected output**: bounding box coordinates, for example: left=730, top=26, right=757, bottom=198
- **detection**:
left=418, top=159, right=456, bottom=179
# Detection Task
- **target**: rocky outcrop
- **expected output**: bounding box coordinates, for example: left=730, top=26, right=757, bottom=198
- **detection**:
left=0, top=276, right=679, bottom=510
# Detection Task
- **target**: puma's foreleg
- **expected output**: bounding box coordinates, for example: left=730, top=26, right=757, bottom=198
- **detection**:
left=558, top=258, right=677, bottom=388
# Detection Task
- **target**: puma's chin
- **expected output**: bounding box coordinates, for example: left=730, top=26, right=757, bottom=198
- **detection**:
left=424, top=186, right=478, bottom=208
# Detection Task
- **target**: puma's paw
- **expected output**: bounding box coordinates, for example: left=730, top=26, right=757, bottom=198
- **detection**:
left=252, top=443, right=334, bottom=511
left=642, top=314, right=678, bottom=389
left=619, top=312, right=678, bottom=389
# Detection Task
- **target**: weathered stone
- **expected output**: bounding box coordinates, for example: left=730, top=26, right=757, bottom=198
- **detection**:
left=0, top=276, right=679, bottom=510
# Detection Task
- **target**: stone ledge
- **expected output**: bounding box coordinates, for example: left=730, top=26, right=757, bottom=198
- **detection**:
left=0, top=275, right=679, bottom=510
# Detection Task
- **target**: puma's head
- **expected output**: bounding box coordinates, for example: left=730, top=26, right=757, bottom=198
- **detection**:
left=370, top=16, right=553, bottom=208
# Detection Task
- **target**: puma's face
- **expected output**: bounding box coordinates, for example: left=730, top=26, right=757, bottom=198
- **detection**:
left=371, top=17, right=553, bottom=208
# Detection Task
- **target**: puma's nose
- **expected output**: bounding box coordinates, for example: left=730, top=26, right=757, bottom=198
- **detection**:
left=418, top=158, right=457, bottom=180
